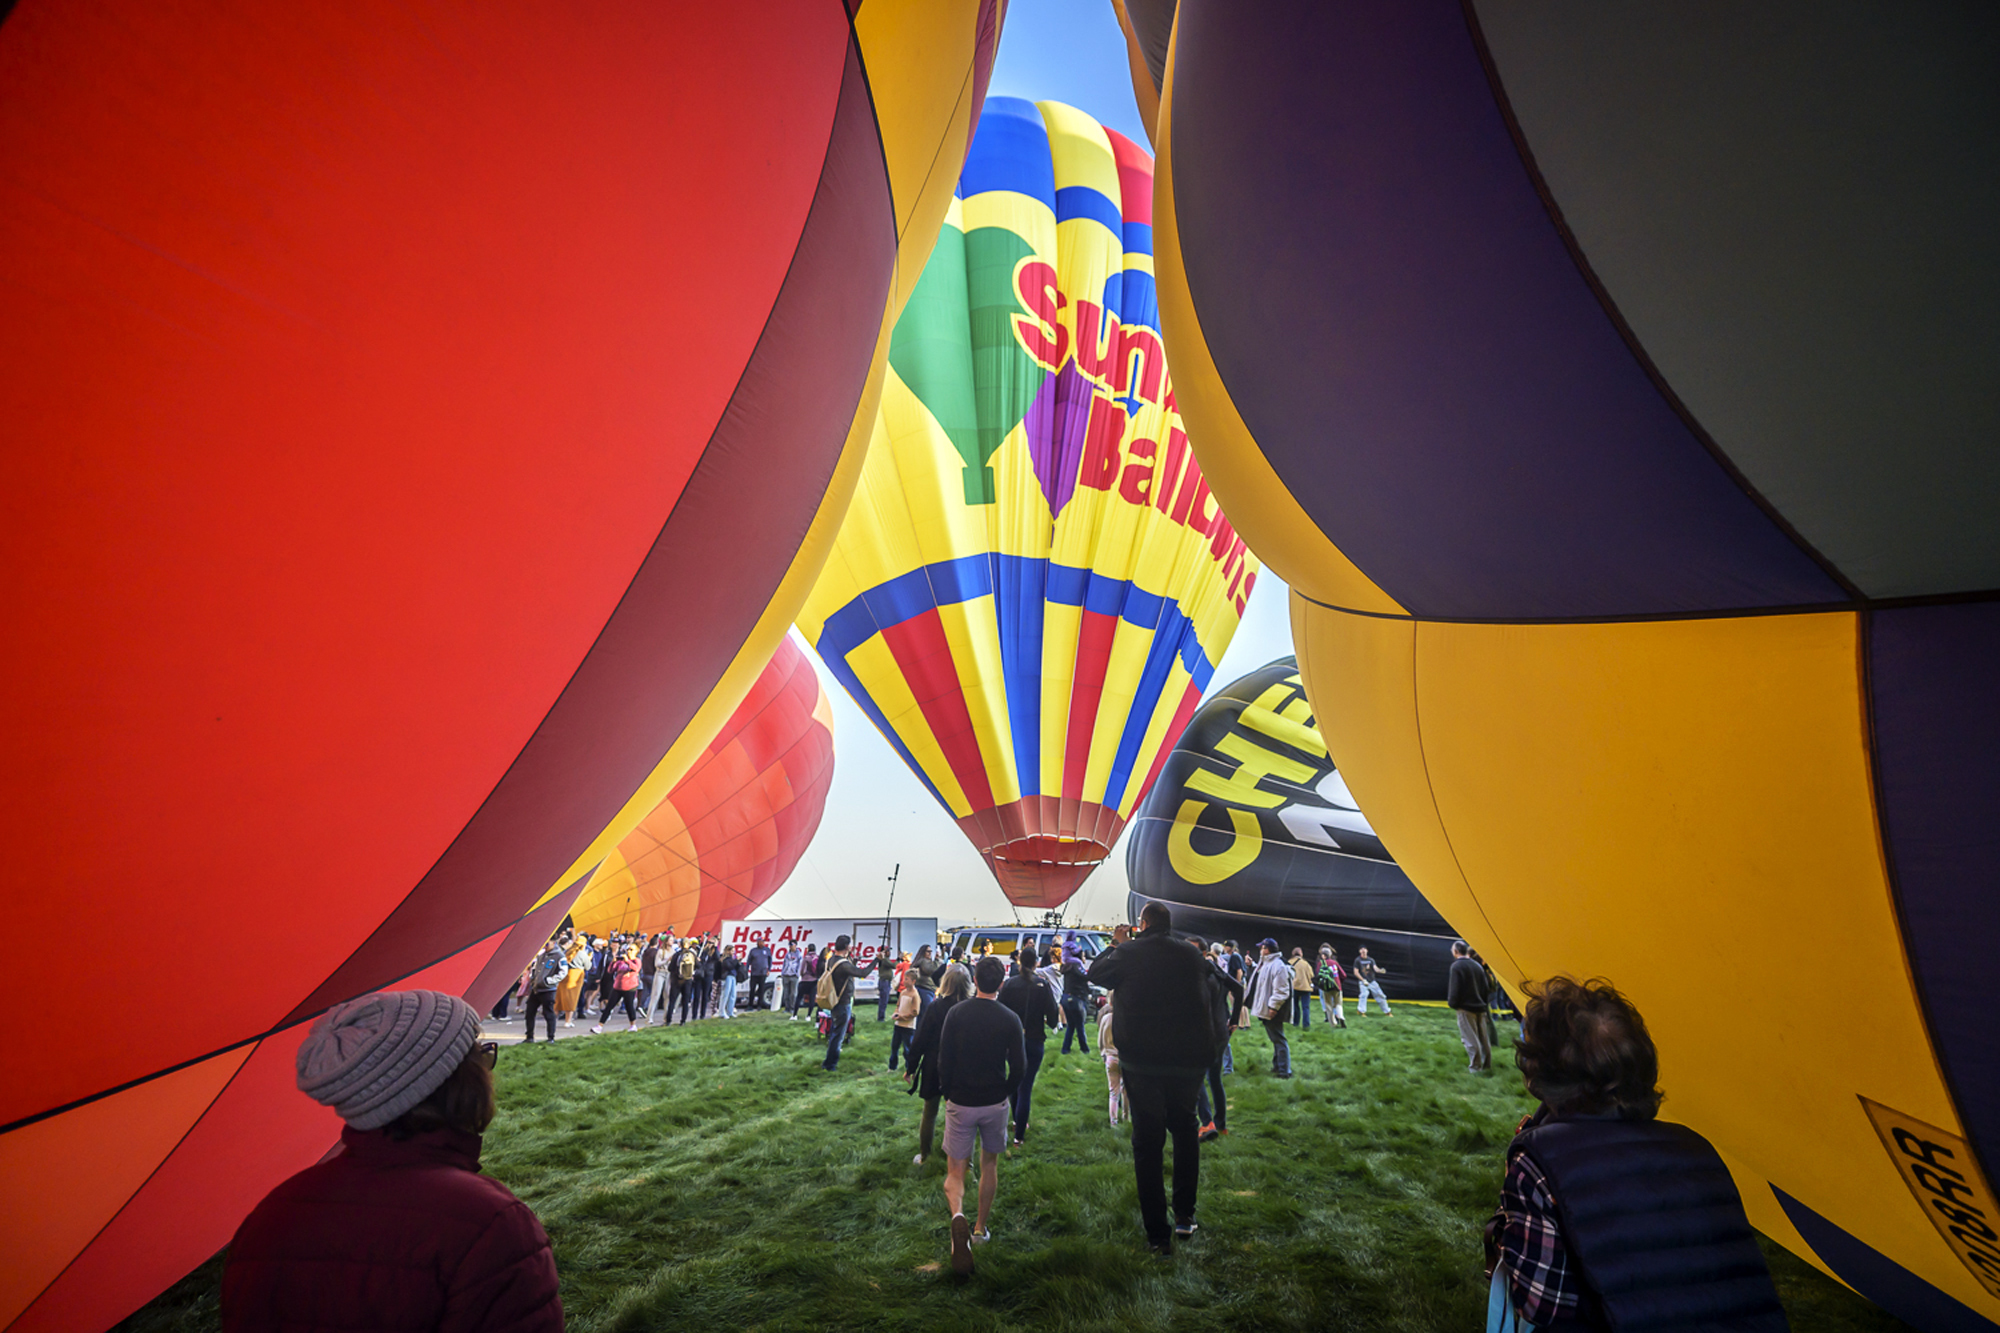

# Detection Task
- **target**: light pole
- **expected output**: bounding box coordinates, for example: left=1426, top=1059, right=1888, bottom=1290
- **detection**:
left=882, top=863, right=900, bottom=957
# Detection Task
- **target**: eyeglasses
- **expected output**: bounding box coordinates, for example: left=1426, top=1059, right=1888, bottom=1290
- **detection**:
left=474, top=1040, right=499, bottom=1071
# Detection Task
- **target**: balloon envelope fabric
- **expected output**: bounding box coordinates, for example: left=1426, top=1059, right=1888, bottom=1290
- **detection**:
left=0, top=2, right=998, bottom=1327
left=799, top=97, right=1258, bottom=911
left=1125, top=657, right=1457, bottom=1000
left=570, top=636, right=836, bottom=939
left=1139, top=2, right=2000, bottom=1326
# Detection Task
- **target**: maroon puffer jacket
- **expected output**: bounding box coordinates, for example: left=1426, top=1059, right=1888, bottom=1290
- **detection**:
left=222, top=1125, right=563, bottom=1332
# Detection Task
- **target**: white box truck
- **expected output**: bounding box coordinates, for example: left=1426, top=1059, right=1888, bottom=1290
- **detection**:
left=720, top=917, right=940, bottom=999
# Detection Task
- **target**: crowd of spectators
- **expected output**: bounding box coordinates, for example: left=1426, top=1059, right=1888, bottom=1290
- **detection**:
left=221, top=916, right=1791, bottom=1330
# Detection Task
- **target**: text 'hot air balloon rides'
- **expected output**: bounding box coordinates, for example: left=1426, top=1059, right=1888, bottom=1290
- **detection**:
left=1135, top=1, right=2000, bottom=1325
left=0, top=2, right=999, bottom=1327
left=798, top=97, right=1257, bottom=911
left=570, top=637, right=835, bottom=939
left=1125, top=657, right=1457, bottom=999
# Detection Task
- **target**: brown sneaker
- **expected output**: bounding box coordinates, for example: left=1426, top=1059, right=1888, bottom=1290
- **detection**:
left=950, top=1212, right=974, bottom=1275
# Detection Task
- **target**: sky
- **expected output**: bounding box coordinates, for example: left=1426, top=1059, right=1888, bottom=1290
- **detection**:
left=755, top=0, right=1298, bottom=930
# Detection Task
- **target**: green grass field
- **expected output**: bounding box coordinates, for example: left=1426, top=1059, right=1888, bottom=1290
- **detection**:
left=124, top=1006, right=1910, bottom=1332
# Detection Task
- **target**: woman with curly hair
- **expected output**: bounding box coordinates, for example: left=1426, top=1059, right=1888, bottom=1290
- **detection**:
left=1485, top=976, right=1786, bottom=1332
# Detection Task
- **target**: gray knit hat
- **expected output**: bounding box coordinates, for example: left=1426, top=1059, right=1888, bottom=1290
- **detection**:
left=296, top=989, right=481, bottom=1130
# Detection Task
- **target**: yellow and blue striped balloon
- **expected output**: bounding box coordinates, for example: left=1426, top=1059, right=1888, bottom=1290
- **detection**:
left=799, top=97, right=1256, bottom=909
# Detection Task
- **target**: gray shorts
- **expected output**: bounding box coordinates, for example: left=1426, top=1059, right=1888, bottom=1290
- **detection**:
left=943, top=1099, right=1009, bottom=1159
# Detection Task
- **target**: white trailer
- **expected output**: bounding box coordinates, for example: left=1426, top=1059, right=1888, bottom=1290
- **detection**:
left=720, top=917, right=941, bottom=998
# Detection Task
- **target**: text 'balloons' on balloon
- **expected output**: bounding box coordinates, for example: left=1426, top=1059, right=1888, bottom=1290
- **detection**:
left=1125, top=657, right=1457, bottom=999
left=798, top=96, right=1258, bottom=912
left=1140, top=1, right=2000, bottom=1326
left=570, top=637, right=836, bottom=940
left=0, top=2, right=1000, bottom=1327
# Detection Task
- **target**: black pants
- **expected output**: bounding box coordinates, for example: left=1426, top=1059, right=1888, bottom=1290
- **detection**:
left=677, top=979, right=698, bottom=1024
left=490, top=990, right=512, bottom=1020
left=1262, top=1016, right=1291, bottom=1074
left=692, top=980, right=711, bottom=1021
left=877, top=983, right=892, bottom=1022
left=600, top=989, right=638, bottom=1024
left=525, top=990, right=557, bottom=1041
left=749, top=973, right=769, bottom=1010
left=1194, top=1057, right=1227, bottom=1132
left=1010, top=1041, right=1046, bottom=1140
left=918, top=1094, right=940, bottom=1160
left=889, top=1024, right=915, bottom=1069
left=1061, top=995, right=1091, bottom=1052
left=1123, top=1069, right=1204, bottom=1245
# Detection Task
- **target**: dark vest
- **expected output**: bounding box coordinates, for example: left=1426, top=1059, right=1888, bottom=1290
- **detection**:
left=1512, top=1116, right=1788, bottom=1333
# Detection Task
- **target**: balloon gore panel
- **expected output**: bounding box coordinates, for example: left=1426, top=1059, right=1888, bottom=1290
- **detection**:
left=570, top=636, right=837, bottom=939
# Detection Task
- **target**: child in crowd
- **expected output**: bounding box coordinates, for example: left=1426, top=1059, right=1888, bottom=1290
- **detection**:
left=1099, top=992, right=1124, bottom=1126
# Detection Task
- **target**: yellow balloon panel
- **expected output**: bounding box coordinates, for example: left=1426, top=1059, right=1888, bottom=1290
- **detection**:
left=1300, top=594, right=1995, bottom=1314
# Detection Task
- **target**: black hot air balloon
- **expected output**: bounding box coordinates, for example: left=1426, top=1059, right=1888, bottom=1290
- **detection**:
left=1125, top=656, right=1457, bottom=999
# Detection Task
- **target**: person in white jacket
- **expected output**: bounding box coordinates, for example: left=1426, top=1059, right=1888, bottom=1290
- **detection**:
left=1247, top=939, right=1295, bottom=1079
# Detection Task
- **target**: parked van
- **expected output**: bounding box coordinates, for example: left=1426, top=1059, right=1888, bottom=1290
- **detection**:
left=943, top=926, right=1116, bottom=964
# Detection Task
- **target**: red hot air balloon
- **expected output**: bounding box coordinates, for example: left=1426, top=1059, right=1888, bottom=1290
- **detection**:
left=0, top=3, right=1000, bottom=1328
left=570, top=637, right=836, bottom=939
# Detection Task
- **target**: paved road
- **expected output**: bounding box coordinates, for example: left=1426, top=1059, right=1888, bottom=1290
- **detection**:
left=480, top=997, right=848, bottom=1046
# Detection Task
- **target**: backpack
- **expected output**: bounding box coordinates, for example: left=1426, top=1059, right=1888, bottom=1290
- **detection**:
left=815, top=957, right=843, bottom=1009
left=676, top=949, right=696, bottom=981
left=1318, top=960, right=1345, bottom=993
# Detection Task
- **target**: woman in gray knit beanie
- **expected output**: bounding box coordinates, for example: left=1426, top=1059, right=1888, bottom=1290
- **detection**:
left=221, top=989, right=563, bottom=1331
left=295, top=989, right=483, bottom=1129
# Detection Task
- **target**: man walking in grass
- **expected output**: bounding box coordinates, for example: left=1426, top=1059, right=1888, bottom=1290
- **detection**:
left=818, top=935, right=883, bottom=1071
left=938, top=955, right=1025, bottom=1275
left=1088, top=903, right=1218, bottom=1255
left=1248, top=938, right=1294, bottom=1079
left=1354, top=947, right=1393, bottom=1015
left=1446, top=940, right=1491, bottom=1072
left=1057, top=945, right=1092, bottom=1055
left=525, top=942, right=565, bottom=1043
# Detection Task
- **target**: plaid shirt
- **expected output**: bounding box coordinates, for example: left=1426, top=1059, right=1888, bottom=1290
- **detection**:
left=1497, top=1150, right=1579, bottom=1325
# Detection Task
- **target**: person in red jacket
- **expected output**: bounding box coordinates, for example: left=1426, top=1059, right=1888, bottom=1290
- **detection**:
left=222, top=988, right=564, bottom=1332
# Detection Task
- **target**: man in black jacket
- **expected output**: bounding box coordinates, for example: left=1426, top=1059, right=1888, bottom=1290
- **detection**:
left=938, top=956, right=1025, bottom=1274
left=996, top=945, right=1062, bottom=1144
left=1447, top=940, right=1491, bottom=1072
left=1087, top=904, right=1217, bottom=1254
left=1056, top=946, right=1092, bottom=1055
left=524, top=943, right=565, bottom=1044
